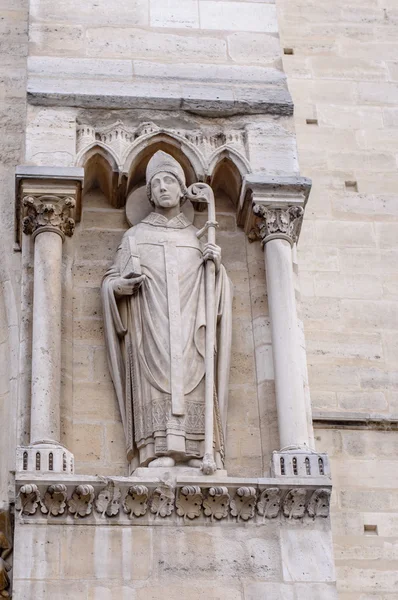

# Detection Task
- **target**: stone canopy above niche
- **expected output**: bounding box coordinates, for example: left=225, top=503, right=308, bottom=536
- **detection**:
left=74, top=118, right=258, bottom=215
left=76, top=119, right=252, bottom=205
left=76, top=120, right=249, bottom=168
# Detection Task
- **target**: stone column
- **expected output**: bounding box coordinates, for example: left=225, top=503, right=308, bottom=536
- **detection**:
left=15, top=167, right=83, bottom=473
left=238, top=176, right=330, bottom=478
left=24, top=196, right=75, bottom=445
left=254, top=204, right=310, bottom=451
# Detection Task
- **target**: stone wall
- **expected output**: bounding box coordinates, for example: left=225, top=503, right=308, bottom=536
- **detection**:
left=13, top=520, right=336, bottom=600
left=278, top=0, right=398, bottom=597
left=317, top=428, right=398, bottom=599
left=26, top=0, right=290, bottom=118
left=0, top=0, right=28, bottom=506
left=2, top=0, right=398, bottom=598
left=279, top=0, right=398, bottom=421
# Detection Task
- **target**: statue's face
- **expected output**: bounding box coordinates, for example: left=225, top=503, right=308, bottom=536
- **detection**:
left=151, top=171, right=182, bottom=209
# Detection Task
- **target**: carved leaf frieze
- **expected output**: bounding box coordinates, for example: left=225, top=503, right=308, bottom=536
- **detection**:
left=176, top=486, right=203, bottom=520
left=307, top=488, right=331, bottom=519
left=282, top=489, right=307, bottom=519
left=203, top=487, right=230, bottom=521
left=95, top=482, right=121, bottom=518
left=230, top=487, right=257, bottom=521
left=76, top=120, right=247, bottom=164
left=15, top=482, right=330, bottom=522
left=150, top=484, right=175, bottom=518
left=41, top=484, right=68, bottom=517
left=68, top=485, right=95, bottom=519
left=16, top=484, right=41, bottom=516
left=123, top=485, right=149, bottom=519
left=257, top=488, right=281, bottom=519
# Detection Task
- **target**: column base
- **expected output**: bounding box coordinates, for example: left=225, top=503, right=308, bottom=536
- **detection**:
left=16, top=443, right=74, bottom=474
left=271, top=449, right=330, bottom=478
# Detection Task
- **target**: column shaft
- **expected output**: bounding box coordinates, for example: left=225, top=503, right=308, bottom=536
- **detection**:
left=30, top=230, right=63, bottom=444
left=265, top=238, right=309, bottom=449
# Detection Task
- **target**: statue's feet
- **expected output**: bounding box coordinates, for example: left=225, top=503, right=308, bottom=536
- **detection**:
left=187, top=459, right=202, bottom=468
left=148, top=457, right=175, bottom=468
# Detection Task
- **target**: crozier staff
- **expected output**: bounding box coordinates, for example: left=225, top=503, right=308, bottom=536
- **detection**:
left=102, top=151, right=232, bottom=472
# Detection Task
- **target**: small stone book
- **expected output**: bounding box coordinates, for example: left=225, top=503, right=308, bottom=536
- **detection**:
left=120, top=236, right=142, bottom=279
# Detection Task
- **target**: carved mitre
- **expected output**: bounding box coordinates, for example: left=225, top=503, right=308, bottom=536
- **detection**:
left=146, top=151, right=187, bottom=205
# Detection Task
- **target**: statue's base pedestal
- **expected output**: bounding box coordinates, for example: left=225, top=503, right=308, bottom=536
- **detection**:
left=16, top=444, right=74, bottom=474
left=133, top=466, right=228, bottom=481
left=271, top=449, right=331, bottom=478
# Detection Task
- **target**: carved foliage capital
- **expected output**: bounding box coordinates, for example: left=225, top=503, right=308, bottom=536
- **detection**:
left=253, top=204, right=304, bottom=246
left=22, top=195, right=76, bottom=238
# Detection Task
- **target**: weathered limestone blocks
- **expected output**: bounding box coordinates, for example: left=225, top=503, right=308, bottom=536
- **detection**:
left=12, top=521, right=337, bottom=600
left=15, top=474, right=332, bottom=523
left=27, top=0, right=290, bottom=115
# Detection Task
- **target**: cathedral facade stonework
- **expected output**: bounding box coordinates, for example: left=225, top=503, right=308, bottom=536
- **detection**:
left=0, top=1, right=397, bottom=599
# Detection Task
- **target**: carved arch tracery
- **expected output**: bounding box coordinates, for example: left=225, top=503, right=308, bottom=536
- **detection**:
left=122, top=130, right=207, bottom=192
left=75, top=122, right=249, bottom=212
left=208, top=145, right=251, bottom=182
left=76, top=143, right=122, bottom=207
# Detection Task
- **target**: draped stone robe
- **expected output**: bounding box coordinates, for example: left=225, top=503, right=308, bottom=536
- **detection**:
left=102, top=212, right=233, bottom=470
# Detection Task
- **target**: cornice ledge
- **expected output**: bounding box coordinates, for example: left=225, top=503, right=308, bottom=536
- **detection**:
left=313, top=410, right=398, bottom=430
left=237, top=174, right=312, bottom=243
left=27, top=82, right=294, bottom=118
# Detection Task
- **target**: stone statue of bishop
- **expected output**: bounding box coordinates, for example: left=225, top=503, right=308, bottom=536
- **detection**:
left=102, top=151, right=232, bottom=473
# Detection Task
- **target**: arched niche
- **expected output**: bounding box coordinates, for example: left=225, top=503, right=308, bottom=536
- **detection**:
left=78, top=144, right=121, bottom=209
left=210, top=155, right=244, bottom=213
left=123, top=133, right=206, bottom=197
